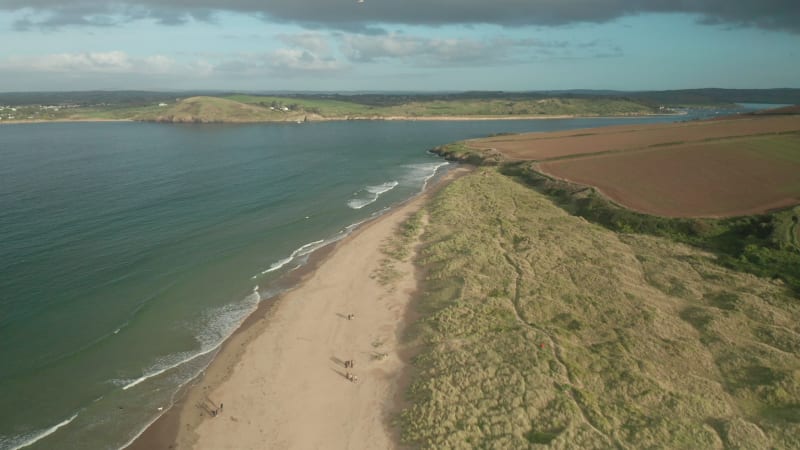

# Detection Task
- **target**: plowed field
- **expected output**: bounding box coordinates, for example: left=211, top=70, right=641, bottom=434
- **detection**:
left=471, top=115, right=800, bottom=161
left=472, top=115, right=800, bottom=217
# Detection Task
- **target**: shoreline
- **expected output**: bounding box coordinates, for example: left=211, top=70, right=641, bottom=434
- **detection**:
left=0, top=113, right=681, bottom=126
left=0, top=118, right=133, bottom=125
left=127, top=166, right=469, bottom=449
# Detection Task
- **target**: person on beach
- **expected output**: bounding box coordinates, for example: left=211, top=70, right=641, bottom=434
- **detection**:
left=220, top=403, right=223, bottom=412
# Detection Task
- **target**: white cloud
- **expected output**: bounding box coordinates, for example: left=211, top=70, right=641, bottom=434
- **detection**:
left=276, top=32, right=332, bottom=56
left=1, top=51, right=184, bottom=74
left=338, top=33, right=569, bottom=66
left=270, top=48, right=343, bottom=72
left=0, top=51, right=226, bottom=82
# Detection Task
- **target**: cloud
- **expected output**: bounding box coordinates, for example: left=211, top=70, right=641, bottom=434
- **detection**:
left=337, top=34, right=617, bottom=66
left=3, top=51, right=134, bottom=72
left=0, top=44, right=346, bottom=85
left=0, top=51, right=210, bottom=76
left=277, top=32, right=333, bottom=57
left=269, top=49, right=345, bottom=73
left=2, top=0, right=799, bottom=34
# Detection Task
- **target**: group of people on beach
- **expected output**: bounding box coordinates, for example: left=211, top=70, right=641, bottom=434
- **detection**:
left=344, top=312, right=359, bottom=383
left=210, top=402, right=223, bottom=417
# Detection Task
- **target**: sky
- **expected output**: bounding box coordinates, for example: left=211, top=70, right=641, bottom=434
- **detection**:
left=0, top=0, right=799, bottom=92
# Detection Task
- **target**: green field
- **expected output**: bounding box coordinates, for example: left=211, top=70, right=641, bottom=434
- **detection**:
left=397, top=168, right=800, bottom=449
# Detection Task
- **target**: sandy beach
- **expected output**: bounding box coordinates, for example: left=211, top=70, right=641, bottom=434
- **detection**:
left=129, top=168, right=466, bottom=450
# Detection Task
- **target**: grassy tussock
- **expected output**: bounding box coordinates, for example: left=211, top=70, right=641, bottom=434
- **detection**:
left=400, top=168, right=800, bottom=449
left=372, top=211, right=425, bottom=289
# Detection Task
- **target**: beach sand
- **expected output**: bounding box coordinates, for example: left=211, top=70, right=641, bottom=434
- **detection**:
left=129, top=167, right=467, bottom=450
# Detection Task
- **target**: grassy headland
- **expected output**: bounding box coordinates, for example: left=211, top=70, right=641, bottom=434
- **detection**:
left=4, top=88, right=800, bottom=124
left=400, top=168, right=800, bottom=448
left=0, top=93, right=661, bottom=124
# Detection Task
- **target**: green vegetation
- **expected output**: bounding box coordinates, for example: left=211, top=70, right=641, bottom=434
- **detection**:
left=626, top=88, right=800, bottom=108
left=1, top=93, right=659, bottom=124
left=373, top=211, right=425, bottom=288
left=140, top=95, right=657, bottom=123
left=400, top=168, right=800, bottom=449
left=429, top=141, right=504, bottom=165
left=3, top=89, right=798, bottom=123
left=138, top=96, right=284, bottom=123
left=217, top=95, right=658, bottom=119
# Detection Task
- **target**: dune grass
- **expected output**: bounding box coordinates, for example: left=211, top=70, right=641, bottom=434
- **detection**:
left=399, top=168, right=800, bottom=449
left=373, top=211, right=425, bottom=289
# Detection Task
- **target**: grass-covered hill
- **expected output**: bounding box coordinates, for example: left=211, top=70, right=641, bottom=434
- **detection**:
left=131, top=94, right=657, bottom=123
left=223, top=94, right=657, bottom=118
left=137, top=96, right=307, bottom=123
left=1, top=93, right=660, bottom=123
left=3, top=89, right=800, bottom=123
left=396, top=168, right=800, bottom=449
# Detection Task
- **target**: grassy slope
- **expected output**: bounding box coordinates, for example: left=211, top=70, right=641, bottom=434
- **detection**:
left=133, top=96, right=298, bottom=123
left=227, top=95, right=655, bottom=118
left=2, top=95, right=657, bottom=123
left=400, top=168, right=800, bottom=449
left=3, top=95, right=655, bottom=123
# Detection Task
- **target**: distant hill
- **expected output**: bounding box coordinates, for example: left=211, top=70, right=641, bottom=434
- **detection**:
left=3, top=88, right=799, bottom=109
left=3, top=89, right=799, bottom=124
left=137, top=96, right=308, bottom=123
left=624, top=88, right=800, bottom=107
left=0, top=90, right=188, bottom=107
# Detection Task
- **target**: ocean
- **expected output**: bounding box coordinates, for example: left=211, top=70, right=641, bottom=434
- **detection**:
left=0, top=115, right=704, bottom=449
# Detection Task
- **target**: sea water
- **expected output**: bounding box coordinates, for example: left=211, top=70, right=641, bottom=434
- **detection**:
left=0, top=115, right=698, bottom=449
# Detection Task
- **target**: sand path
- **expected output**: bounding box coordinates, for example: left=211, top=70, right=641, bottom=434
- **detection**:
left=171, top=187, right=433, bottom=449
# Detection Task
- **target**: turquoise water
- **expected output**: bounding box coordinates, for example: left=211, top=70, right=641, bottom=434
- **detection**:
left=0, top=116, right=692, bottom=449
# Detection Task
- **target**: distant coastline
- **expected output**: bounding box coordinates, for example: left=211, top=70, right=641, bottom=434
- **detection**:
left=0, top=118, right=133, bottom=125
left=0, top=112, right=681, bottom=125
left=0, top=92, right=677, bottom=125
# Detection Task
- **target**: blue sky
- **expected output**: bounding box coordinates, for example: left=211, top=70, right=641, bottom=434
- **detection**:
left=0, top=1, right=798, bottom=92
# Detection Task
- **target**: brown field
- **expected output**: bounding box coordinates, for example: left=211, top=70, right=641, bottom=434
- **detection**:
left=538, top=134, right=800, bottom=217
left=469, top=115, right=800, bottom=217
left=470, top=115, right=800, bottom=161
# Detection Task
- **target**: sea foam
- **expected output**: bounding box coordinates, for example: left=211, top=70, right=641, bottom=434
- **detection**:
left=347, top=181, right=399, bottom=209
left=121, top=288, right=263, bottom=392
left=252, top=239, right=326, bottom=279
left=5, top=413, right=79, bottom=450
left=401, top=162, right=450, bottom=191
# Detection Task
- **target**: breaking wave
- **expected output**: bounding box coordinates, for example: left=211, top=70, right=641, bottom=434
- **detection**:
left=347, top=181, right=399, bottom=209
